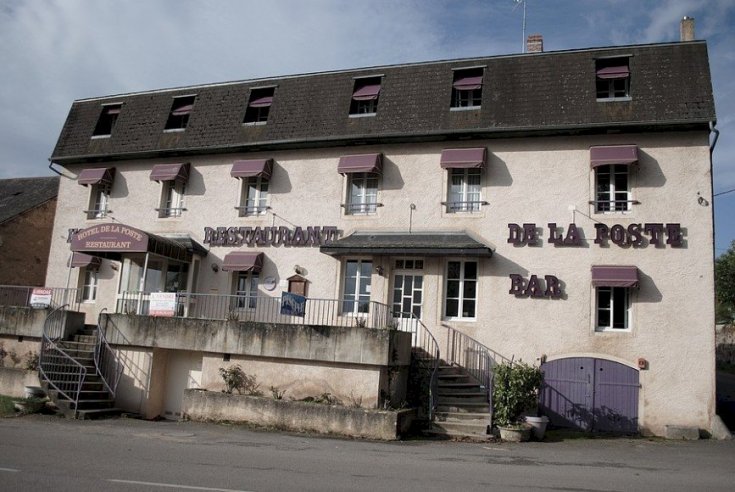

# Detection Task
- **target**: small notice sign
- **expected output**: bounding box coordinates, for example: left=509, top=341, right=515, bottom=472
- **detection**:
left=280, top=292, right=306, bottom=317
left=30, top=288, right=53, bottom=309
left=149, top=292, right=177, bottom=317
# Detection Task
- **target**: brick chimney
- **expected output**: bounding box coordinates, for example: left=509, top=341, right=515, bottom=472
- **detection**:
left=680, top=16, right=695, bottom=41
left=526, top=34, right=543, bottom=53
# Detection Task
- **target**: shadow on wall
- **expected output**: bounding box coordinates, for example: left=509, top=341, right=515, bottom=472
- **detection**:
left=486, top=153, right=513, bottom=188
left=636, top=269, right=663, bottom=304
left=540, top=384, right=639, bottom=434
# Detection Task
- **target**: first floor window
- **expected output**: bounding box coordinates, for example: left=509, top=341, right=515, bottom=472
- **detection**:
left=233, top=272, right=259, bottom=309
left=81, top=268, right=98, bottom=302
left=239, top=177, right=269, bottom=216
left=342, top=259, right=372, bottom=314
left=160, top=180, right=186, bottom=217
left=596, top=287, right=629, bottom=330
left=595, top=164, right=630, bottom=212
left=444, top=260, right=477, bottom=319
left=346, top=173, right=378, bottom=215
left=87, top=184, right=110, bottom=219
left=447, top=168, right=481, bottom=212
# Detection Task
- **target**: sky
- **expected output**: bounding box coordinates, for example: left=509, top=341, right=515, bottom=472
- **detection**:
left=1, top=0, right=734, bottom=254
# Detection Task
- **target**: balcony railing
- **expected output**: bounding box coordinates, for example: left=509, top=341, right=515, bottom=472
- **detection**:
left=115, top=291, right=396, bottom=329
left=0, top=285, right=80, bottom=311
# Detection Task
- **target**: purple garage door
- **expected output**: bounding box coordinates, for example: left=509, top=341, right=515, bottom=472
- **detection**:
left=539, top=358, right=639, bottom=433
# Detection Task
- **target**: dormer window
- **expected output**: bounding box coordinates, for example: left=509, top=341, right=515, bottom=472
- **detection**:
left=165, top=95, right=196, bottom=131
left=349, top=77, right=381, bottom=116
left=92, top=104, right=122, bottom=137
left=596, top=57, right=630, bottom=100
left=451, top=68, right=483, bottom=109
left=244, top=87, right=274, bottom=125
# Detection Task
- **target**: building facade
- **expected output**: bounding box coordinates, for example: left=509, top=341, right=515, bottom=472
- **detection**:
left=46, top=39, right=717, bottom=435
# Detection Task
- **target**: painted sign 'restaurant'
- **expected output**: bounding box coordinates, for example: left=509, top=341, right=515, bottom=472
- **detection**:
left=204, top=226, right=339, bottom=247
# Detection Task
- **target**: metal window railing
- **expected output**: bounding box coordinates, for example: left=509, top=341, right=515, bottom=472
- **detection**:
left=342, top=202, right=382, bottom=215
left=442, top=200, right=488, bottom=213
left=0, top=285, right=80, bottom=311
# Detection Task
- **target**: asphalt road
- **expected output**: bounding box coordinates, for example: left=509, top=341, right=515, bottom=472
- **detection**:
left=0, top=415, right=734, bottom=492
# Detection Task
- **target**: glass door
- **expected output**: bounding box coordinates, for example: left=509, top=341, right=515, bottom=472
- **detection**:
left=391, top=258, right=424, bottom=329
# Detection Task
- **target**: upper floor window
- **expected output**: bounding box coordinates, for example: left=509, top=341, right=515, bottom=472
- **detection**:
left=590, top=145, right=638, bottom=213
left=92, top=104, right=122, bottom=137
left=80, top=268, right=99, bottom=302
left=591, top=265, right=638, bottom=332
left=244, top=87, right=274, bottom=125
left=451, top=68, right=483, bottom=109
left=596, top=57, right=630, bottom=100
left=440, top=148, right=487, bottom=213
left=150, top=163, right=190, bottom=218
left=231, top=159, right=273, bottom=217
left=77, top=167, right=115, bottom=219
left=347, top=173, right=378, bottom=215
left=349, top=77, right=381, bottom=116
left=444, top=260, right=478, bottom=320
left=165, top=95, right=196, bottom=130
left=338, top=153, right=383, bottom=216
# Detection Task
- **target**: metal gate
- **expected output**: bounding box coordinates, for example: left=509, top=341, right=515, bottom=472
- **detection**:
left=539, top=357, right=639, bottom=433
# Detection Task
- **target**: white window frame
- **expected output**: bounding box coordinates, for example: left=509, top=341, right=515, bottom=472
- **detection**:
left=345, top=173, right=378, bottom=215
left=87, top=183, right=111, bottom=219
left=595, top=164, right=631, bottom=213
left=444, top=259, right=478, bottom=321
left=232, top=271, right=259, bottom=310
left=81, top=268, right=98, bottom=303
left=341, top=259, right=372, bottom=315
left=238, top=176, right=269, bottom=216
left=159, top=180, right=186, bottom=218
left=595, top=286, right=630, bottom=331
left=446, top=168, right=482, bottom=213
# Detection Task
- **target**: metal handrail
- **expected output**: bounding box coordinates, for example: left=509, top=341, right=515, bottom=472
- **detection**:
left=393, top=310, right=440, bottom=421
left=444, top=325, right=510, bottom=407
left=38, top=304, right=87, bottom=418
left=94, top=309, right=123, bottom=398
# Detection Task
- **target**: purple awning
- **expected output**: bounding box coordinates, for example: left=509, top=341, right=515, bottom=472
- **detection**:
left=231, top=159, right=273, bottom=180
left=249, top=96, right=273, bottom=108
left=103, top=105, right=121, bottom=115
left=352, top=84, right=381, bottom=101
left=440, top=148, right=487, bottom=169
left=69, top=252, right=101, bottom=269
left=591, top=266, right=639, bottom=288
left=453, top=75, right=483, bottom=91
left=150, top=163, right=190, bottom=183
left=78, top=167, right=115, bottom=187
left=596, top=66, right=630, bottom=79
left=171, top=104, right=193, bottom=116
left=338, top=153, right=383, bottom=174
left=222, top=252, right=264, bottom=272
left=590, top=145, right=639, bottom=168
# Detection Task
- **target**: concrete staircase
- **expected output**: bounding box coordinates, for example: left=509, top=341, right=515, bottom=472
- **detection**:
left=426, top=364, right=492, bottom=439
left=42, top=327, right=121, bottom=420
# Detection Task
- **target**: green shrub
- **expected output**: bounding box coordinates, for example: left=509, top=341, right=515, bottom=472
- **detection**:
left=492, top=361, right=544, bottom=427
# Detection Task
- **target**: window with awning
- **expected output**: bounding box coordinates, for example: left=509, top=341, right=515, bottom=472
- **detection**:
left=230, top=159, right=273, bottom=180
left=596, top=57, right=630, bottom=100
left=69, top=252, right=101, bottom=269
left=589, top=145, right=638, bottom=168
left=150, top=163, right=190, bottom=184
left=350, top=77, right=382, bottom=115
left=78, top=167, right=115, bottom=187
left=590, top=146, right=638, bottom=213
left=92, top=104, right=122, bottom=137
left=451, top=67, right=484, bottom=109
left=222, top=252, right=264, bottom=272
left=440, top=148, right=487, bottom=169
left=165, top=95, right=196, bottom=130
left=244, top=87, right=275, bottom=124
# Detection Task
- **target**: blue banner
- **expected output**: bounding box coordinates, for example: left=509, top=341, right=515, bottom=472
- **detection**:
left=281, top=292, right=306, bottom=317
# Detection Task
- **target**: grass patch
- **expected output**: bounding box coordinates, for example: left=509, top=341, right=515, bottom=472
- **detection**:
left=0, top=395, right=17, bottom=416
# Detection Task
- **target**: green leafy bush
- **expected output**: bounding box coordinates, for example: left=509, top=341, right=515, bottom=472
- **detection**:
left=492, top=361, right=544, bottom=427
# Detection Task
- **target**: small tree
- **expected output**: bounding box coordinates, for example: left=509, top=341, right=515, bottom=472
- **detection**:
left=492, top=361, right=544, bottom=427
left=716, top=240, right=735, bottom=324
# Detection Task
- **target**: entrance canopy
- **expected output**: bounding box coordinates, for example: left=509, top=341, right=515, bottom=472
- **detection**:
left=320, top=231, right=494, bottom=257
left=70, top=223, right=207, bottom=263
left=222, top=252, right=264, bottom=272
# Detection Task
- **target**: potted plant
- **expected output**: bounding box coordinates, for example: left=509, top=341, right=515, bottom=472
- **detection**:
left=492, top=360, right=544, bottom=442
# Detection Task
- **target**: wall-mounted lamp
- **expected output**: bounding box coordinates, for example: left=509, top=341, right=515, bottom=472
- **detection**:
left=211, top=263, right=219, bottom=273
left=294, top=265, right=306, bottom=275
left=375, top=265, right=385, bottom=276
left=110, top=262, right=119, bottom=271
left=637, top=357, right=648, bottom=370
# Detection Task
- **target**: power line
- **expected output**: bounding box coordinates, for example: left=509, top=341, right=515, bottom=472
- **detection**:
left=714, top=188, right=735, bottom=197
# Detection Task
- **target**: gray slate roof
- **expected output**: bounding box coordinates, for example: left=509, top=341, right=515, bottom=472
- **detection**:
left=51, top=41, right=715, bottom=164
left=320, top=231, right=494, bottom=257
left=0, top=176, right=59, bottom=224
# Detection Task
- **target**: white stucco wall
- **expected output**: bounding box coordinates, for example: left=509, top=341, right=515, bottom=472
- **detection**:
left=46, top=131, right=716, bottom=435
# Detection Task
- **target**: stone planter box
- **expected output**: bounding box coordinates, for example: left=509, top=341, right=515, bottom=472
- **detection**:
left=182, top=389, right=415, bottom=440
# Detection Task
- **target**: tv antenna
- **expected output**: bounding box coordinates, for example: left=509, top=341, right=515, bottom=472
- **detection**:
left=513, top=0, right=528, bottom=53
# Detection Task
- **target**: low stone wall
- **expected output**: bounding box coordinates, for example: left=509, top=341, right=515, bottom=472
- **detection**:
left=0, top=367, right=40, bottom=398
left=182, top=389, right=415, bottom=440
left=0, top=306, right=84, bottom=339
